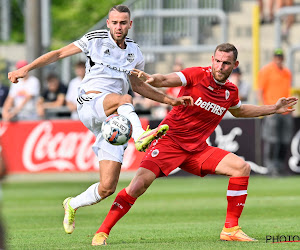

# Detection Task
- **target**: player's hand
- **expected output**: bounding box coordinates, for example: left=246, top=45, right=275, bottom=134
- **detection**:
left=8, top=68, right=28, bottom=84
left=171, top=96, right=194, bottom=107
left=275, top=96, right=298, bottom=114
left=131, top=69, right=154, bottom=84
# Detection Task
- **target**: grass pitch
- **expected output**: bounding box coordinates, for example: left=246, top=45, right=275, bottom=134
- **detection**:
left=2, top=175, right=300, bottom=249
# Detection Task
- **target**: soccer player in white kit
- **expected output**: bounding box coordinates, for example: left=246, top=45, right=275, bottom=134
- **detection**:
left=8, top=5, right=193, bottom=235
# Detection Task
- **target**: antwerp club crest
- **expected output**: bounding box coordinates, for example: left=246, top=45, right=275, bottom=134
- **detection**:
left=225, top=90, right=230, bottom=100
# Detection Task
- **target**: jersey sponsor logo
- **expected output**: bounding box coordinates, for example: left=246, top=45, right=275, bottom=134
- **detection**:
left=194, top=97, right=226, bottom=116
left=127, top=53, right=135, bottom=63
left=98, top=62, right=131, bottom=75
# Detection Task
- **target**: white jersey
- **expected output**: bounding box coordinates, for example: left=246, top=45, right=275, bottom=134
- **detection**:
left=74, top=29, right=145, bottom=95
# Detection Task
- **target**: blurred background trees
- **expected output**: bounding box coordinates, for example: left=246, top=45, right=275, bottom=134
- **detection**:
left=9, top=0, right=123, bottom=47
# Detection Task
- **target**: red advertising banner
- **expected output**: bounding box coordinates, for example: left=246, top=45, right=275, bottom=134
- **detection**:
left=0, top=119, right=149, bottom=174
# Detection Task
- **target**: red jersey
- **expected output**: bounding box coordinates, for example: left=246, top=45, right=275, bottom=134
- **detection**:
left=161, top=66, right=241, bottom=152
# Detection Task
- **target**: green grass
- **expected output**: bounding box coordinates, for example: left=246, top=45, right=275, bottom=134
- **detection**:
left=1, top=176, right=300, bottom=249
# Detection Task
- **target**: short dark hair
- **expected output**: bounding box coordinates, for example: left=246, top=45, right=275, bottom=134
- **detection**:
left=46, top=73, right=59, bottom=82
left=109, top=5, right=131, bottom=18
left=75, top=61, right=85, bottom=68
left=214, top=43, right=238, bottom=61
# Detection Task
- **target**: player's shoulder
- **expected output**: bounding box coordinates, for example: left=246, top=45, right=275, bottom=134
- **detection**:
left=182, top=66, right=210, bottom=77
left=84, top=29, right=109, bottom=41
left=125, top=36, right=140, bottom=48
left=225, top=79, right=239, bottom=91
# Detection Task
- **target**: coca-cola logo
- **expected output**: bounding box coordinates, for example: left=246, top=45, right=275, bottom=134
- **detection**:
left=22, top=121, right=98, bottom=172
left=21, top=121, right=141, bottom=173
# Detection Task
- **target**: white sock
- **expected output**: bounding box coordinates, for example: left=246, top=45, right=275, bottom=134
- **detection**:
left=69, top=182, right=101, bottom=209
left=117, top=103, right=145, bottom=141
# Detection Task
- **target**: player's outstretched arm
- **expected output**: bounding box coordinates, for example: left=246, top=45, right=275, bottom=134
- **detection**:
left=8, top=43, right=81, bottom=83
left=230, top=97, right=298, bottom=118
left=131, top=69, right=182, bottom=88
left=129, top=74, right=193, bottom=107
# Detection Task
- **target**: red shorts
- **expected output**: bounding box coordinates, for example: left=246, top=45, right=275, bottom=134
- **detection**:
left=140, top=135, right=230, bottom=178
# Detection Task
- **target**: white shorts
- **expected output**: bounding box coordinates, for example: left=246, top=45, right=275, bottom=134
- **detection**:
left=77, top=92, right=127, bottom=163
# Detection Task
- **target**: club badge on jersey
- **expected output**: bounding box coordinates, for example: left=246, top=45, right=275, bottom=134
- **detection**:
left=225, top=90, right=230, bottom=100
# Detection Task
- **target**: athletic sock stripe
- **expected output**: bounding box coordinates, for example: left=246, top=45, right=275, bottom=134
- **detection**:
left=227, top=190, right=247, bottom=196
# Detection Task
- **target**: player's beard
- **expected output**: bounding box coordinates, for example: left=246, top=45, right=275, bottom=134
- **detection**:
left=212, top=67, right=231, bottom=83
left=111, top=31, right=127, bottom=43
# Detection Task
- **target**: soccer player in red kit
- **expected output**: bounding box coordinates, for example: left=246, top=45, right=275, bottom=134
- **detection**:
left=91, top=43, right=298, bottom=245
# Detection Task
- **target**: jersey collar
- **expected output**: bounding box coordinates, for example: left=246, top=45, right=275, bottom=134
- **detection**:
left=213, top=76, right=226, bottom=86
left=108, top=31, right=127, bottom=49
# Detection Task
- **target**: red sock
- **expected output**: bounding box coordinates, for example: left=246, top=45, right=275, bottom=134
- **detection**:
left=96, top=188, right=136, bottom=235
left=225, top=176, right=249, bottom=228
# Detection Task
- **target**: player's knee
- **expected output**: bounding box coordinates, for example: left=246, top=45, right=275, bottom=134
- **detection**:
left=127, top=178, right=148, bottom=198
left=119, top=94, right=133, bottom=106
left=99, top=183, right=117, bottom=198
left=237, top=161, right=251, bottom=176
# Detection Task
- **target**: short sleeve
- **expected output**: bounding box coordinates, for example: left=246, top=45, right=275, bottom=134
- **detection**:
left=180, top=67, right=205, bottom=87
left=74, top=34, right=89, bottom=54
left=174, top=72, right=187, bottom=86
left=134, top=48, right=145, bottom=71
left=228, top=87, right=241, bottom=109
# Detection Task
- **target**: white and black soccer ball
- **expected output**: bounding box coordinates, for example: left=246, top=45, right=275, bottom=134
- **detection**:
left=101, top=114, right=133, bottom=145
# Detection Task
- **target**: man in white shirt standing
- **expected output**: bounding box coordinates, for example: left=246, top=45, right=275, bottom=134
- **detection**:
left=8, top=5, right=193, bottom=243
left=3, top=60, right=40, bottom=121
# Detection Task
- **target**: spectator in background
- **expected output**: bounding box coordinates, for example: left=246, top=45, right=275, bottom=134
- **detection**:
left=0, top=81, right=9, bottom=108
left=229, top=67, right=250, bottom=102
left=36, top=73, right=67, bottom=119
left=258, top=48, right=293, bottom=176
left=280, top=0, right=294, bottom=42
left=2, top=60, right=40, bottom=121
left=258, top=0, right=294, bottom=42
left=66, top=61, right=85, bottom=120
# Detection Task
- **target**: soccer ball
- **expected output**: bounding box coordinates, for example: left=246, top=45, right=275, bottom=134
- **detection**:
left=101, top=114, right=133, bottom=145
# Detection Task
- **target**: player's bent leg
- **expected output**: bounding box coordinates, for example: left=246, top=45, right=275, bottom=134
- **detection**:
left=62, top=160, right=121, bottom=234
left=92, top=168, right=157, bottom=245
left=126, top=167, right=157, bottom=198
left=102, top=93, right=146, bottom=142
left=214, top=153, right=256, bottom=241
left=102, top=93, right=133, bottom=117
left=102, top=93, right=169, bottom=152
left=98, top=160, right=122, bottom=198
left=214, top=153, right=251, bottom=177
